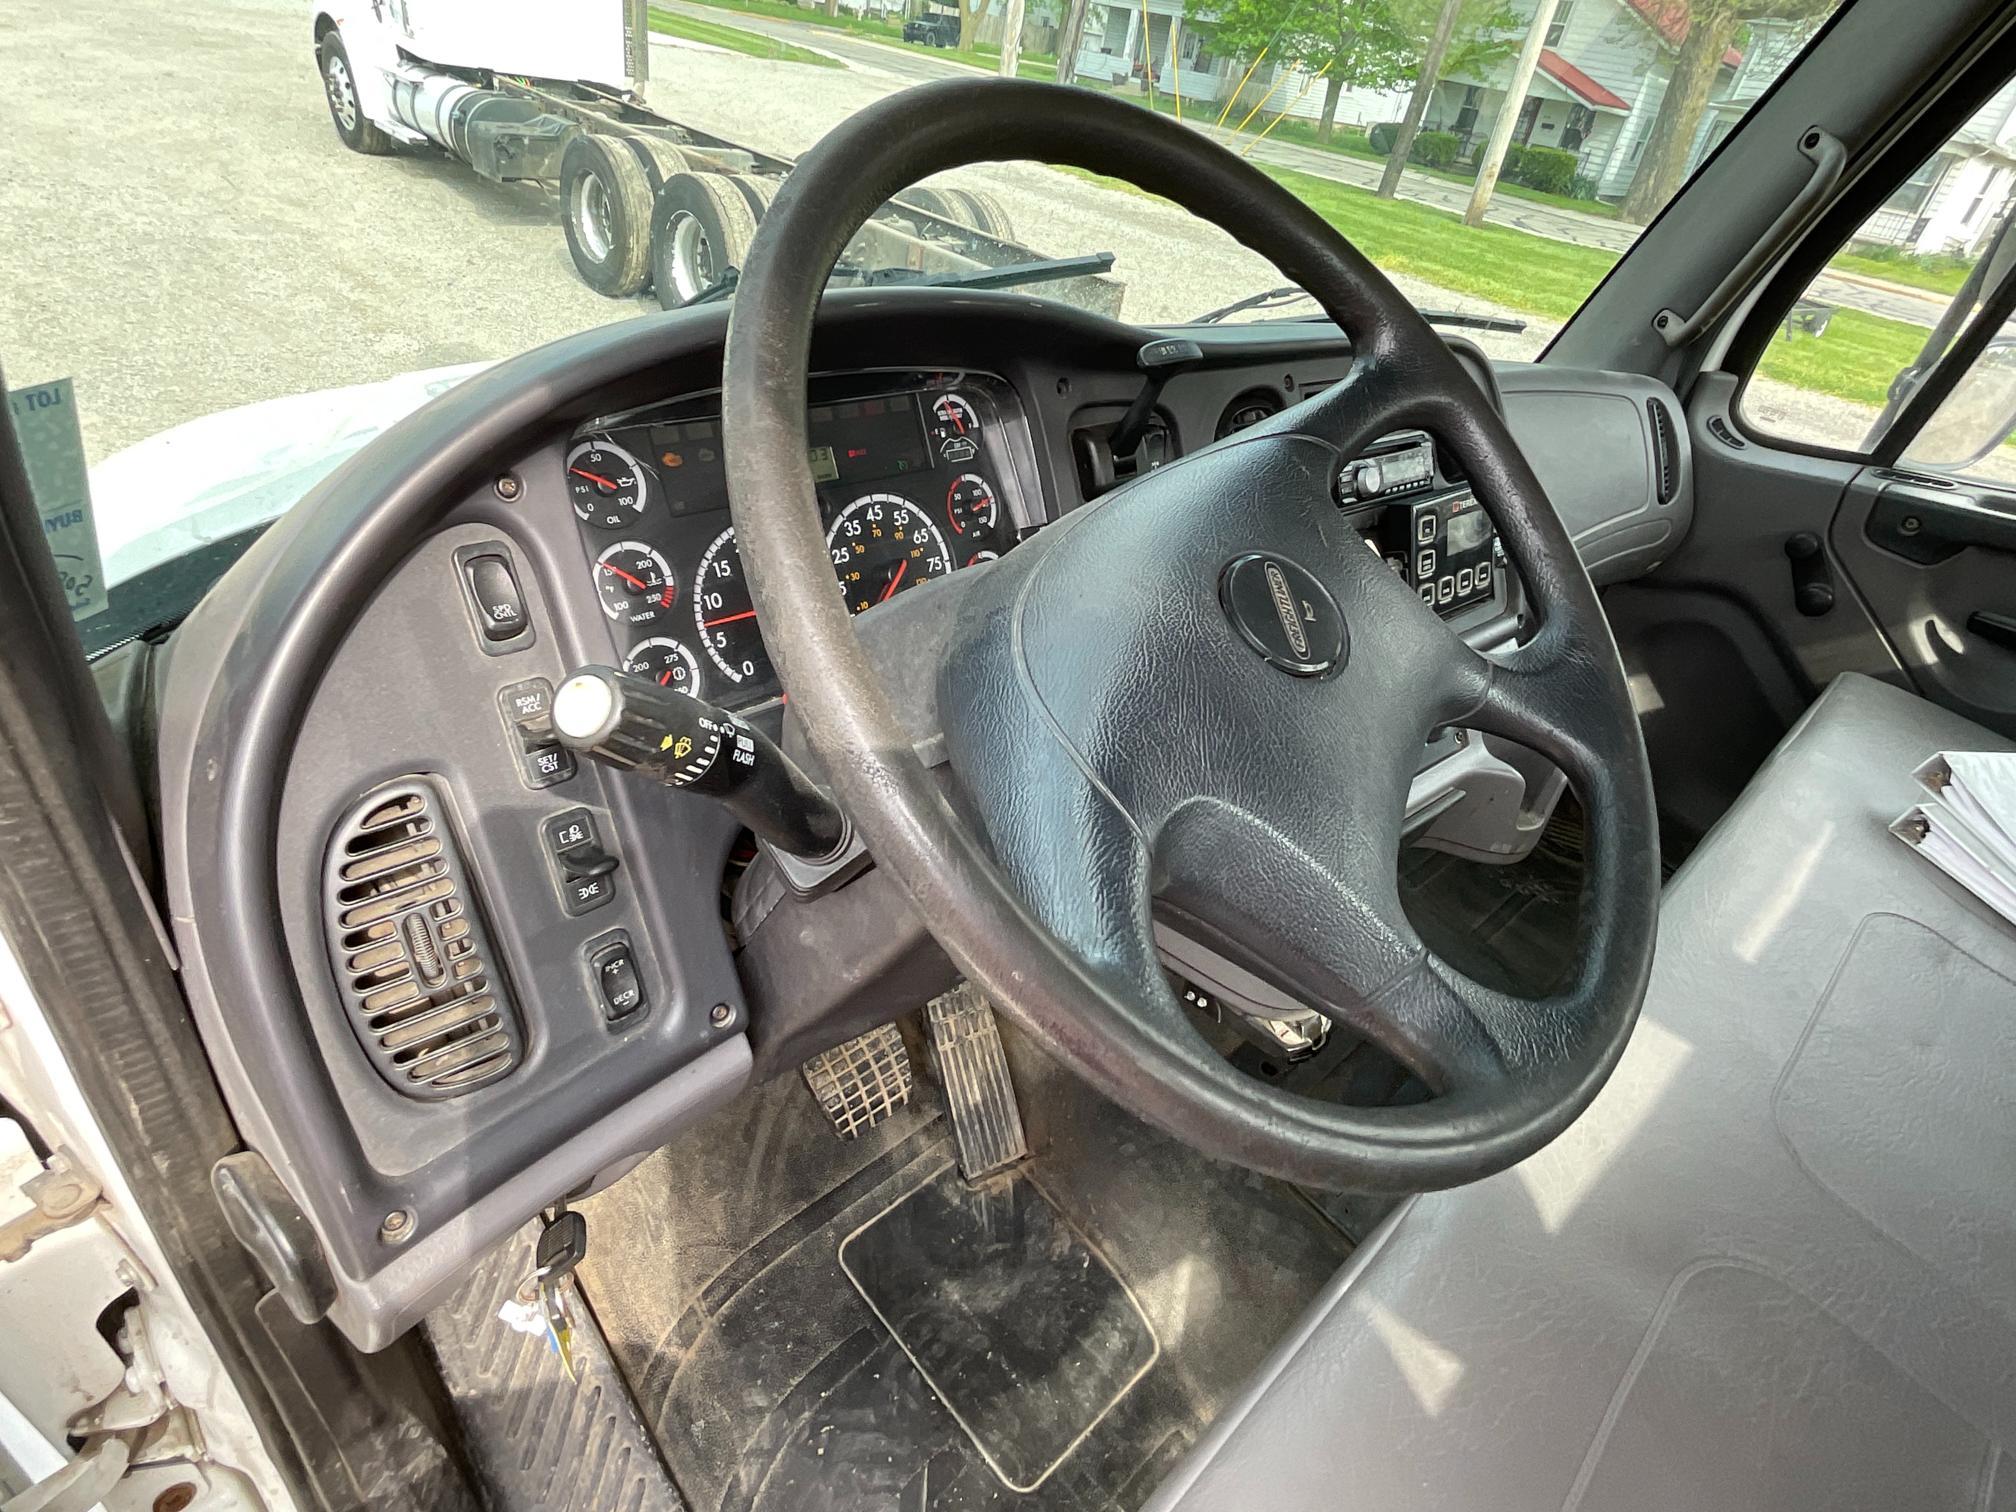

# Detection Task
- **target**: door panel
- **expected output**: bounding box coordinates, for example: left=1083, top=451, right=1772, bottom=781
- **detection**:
left=1831, top=467, right=2016, bottom=735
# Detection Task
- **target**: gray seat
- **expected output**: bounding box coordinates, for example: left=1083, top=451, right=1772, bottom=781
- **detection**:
left=1147, top=673, right=2016, bottom=1512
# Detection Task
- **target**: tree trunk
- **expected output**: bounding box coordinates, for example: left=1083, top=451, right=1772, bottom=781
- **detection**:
left=1618, top=5, right=1740, bottom=223
left=824, top=0, right=839, bottom=17
left=998, top=0, right=1024, bottom=75
left=957, top=0, right=981, bottom=51
left=1378, top=0, right=1465, bottom=198
left=1316, top=70, right=1346, bottom=142
left=1053, top=0, right=1088, bottom=84
left=1464, top=0, right=1559, bottom=225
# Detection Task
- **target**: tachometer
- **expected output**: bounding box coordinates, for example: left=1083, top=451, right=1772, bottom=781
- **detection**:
left=567, top=439, right=650, bottom=529
left=827, top=492, right=952, bottom=615
left=927, top=394, right=980, bottom=463
left=623, top=636, right=702, bottom=696
left=594, top=541, right=676, bottom=627
left=945, top=472, right=998, bottom=535
left=693, top=528, right=771, bottom=686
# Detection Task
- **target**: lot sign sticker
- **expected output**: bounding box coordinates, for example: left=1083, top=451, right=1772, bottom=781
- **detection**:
left=9, top=379, right=108, bottom=622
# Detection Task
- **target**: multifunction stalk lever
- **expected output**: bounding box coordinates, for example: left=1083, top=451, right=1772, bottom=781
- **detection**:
left=550, top=667, right=848, bottom=861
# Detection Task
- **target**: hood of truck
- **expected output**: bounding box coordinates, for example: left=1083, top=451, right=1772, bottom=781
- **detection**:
left=91, top=363, right=493, bottom=589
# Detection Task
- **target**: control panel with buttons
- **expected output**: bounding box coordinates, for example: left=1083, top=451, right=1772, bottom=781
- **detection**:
left=1379, top=488, right=1498, bottom=618
left=497, top=678, right=576, bottom=791
left=542, top=807, right=619, bottom=916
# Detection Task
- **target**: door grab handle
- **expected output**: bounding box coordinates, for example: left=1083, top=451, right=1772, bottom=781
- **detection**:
left=1654, top=127, right=1845, bottom=349
left=1967, top=611, right=2016, bottom=652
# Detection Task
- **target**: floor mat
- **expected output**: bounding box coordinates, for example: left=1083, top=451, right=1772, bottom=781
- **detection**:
left=839, top=1165, right=1159, bottom=1493
left=1399, top=802, right=1591, bottom=997
left=575, top=1033, right=1351, bottom=1512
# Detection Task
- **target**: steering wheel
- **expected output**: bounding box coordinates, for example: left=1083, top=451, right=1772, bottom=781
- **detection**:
left=721, top=81, right=1659, bottom=1192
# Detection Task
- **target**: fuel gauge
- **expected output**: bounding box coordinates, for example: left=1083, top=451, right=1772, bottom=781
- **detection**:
left=928, top=394, right=980, bottom=463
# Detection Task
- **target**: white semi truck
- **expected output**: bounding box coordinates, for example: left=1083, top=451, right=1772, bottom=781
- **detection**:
left=308, top=0, right=1123, bottom=311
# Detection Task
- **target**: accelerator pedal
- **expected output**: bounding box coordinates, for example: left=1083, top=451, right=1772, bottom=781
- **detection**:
left=926, top=983, right=1029, bottom=1182
left=802, top=1022, right=914, bottom=1139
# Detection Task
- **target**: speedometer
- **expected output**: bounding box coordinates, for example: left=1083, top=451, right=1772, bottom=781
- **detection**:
left=827, top=493, right=952, bottom=615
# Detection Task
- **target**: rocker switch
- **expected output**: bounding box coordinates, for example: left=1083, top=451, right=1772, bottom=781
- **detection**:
left=465, top=554, right=527, bottom=641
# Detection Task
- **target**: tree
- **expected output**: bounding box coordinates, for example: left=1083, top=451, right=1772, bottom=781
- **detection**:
left=1054, top=0, right=1091, bottom=83
left=1617, top=0, right=1832, bottom=223
left=1191, top=0, right=1417, bottom=143
left=1377, top=0, right=1487, bottom=196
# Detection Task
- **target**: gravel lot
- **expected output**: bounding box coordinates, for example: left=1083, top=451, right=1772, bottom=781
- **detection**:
left=0, top=0, right=1918, bottom=469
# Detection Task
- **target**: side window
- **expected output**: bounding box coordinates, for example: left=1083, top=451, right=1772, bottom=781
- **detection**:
left=1737, top=89, right=2016, bottom=488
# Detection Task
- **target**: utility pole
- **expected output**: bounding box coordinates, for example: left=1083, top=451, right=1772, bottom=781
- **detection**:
left=1463, top=0, right=1559, bottom=227
left=999, top=0, right=1026, bottom=75
left=1054, top=0, right=1089, bottom=85
left=1379, top=0, right=1465, bottom=199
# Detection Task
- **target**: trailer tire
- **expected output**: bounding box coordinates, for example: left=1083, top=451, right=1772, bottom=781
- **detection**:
left=561, top=133, right=656, bottom=299
left=632, top=138, right=697, bottom=190
left=318, top=31, right=394, bottom=156
left=899, top=186, right=1015, bottom=239
left=651, top=172, right=762, bottom=309
left=939, top=187, right=1016, bottom=239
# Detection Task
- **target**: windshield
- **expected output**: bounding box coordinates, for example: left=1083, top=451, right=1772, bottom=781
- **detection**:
left=7, top=0, right=1847, bottom=647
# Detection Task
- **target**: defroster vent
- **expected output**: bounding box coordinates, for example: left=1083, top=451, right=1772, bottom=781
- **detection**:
left=1647, top=398, right=1679, bottom=505
left=323, top=779, right=521, bottom=1099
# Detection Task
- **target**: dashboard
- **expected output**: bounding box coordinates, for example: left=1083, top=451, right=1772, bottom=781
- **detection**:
left=153, top=292, right=1694, bottom=1353
left=565, top=372, right=1038, bottom=710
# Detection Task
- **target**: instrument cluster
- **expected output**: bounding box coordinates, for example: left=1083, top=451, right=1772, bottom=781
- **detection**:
left=566, top=372, right=1031, bottom=711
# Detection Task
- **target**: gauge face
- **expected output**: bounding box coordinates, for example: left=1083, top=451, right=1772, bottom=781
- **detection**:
left=623, top=636, right=702, bottom=695
left=927, top=394, right=980, bottom=464
left=964, top=548, right=1000, bottom=567
left=945, top=472, right=998, bottom=535
left=594, top=541, right=677, bottom=626
left=827, top=493, right=953, bottom=615
left=692, top=528, right=771, bottom=686
left=567, top=439, right=650, bottom=529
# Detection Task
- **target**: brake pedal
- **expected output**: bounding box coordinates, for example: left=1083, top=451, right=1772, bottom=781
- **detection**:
left=926, top=983, right=1029, bottom=1181
left=802, top=1022, right=914, bottom=1139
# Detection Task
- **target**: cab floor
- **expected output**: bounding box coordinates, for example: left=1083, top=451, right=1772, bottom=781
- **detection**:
left=574, top=1031, right=1353, bottom=1512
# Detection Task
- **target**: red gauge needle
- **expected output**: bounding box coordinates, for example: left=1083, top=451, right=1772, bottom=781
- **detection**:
left=658, top=668, right=676, bottom=687
left=600, top=563, right=649, bottom=591
left=704, top=608, right=759, bottom=628
left=570, top=467, right=620, bottom=490
left=877, top=559, right=909, bottom=603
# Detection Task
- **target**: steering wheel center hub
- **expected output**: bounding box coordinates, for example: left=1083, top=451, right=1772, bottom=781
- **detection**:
left=1218, top=552, right=1347, bottom=677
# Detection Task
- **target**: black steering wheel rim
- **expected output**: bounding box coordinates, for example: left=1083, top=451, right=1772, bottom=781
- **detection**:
left=722, top=79, right=1659, bottom=1192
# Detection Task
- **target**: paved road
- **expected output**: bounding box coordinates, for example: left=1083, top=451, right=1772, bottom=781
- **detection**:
left=667, top=2, right=1950, bottom=329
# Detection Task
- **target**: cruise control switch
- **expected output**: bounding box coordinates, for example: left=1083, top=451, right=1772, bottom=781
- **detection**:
left=550, top=667, right=848, bottom=860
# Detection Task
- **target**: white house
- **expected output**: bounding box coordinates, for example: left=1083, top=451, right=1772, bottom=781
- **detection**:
left=1854, top=79, right=2016, bottom=256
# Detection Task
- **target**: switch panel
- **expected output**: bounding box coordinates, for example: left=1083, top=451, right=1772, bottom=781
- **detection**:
left=454, top=541, right=537, bottom=656
left=586, top=932, right=646, bottom=1023
left=543, top=807, right=618, bottom=916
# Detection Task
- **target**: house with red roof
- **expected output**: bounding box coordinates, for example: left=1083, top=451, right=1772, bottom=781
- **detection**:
left=1422, top=0, right=1814, bottom=202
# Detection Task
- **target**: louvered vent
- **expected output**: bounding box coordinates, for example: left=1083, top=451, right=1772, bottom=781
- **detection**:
left=1647, top=398, right=1679, bottom=504
left=323, top=780, right=521, bottom=1100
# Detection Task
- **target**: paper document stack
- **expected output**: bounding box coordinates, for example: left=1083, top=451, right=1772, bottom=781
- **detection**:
left=1892, top=752, right=2016, bottom=927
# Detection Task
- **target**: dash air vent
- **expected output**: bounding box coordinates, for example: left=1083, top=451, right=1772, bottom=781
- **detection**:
left=1647, top=398, right=1679, bottom=504
left=323, top=780, right=521, bottom=1099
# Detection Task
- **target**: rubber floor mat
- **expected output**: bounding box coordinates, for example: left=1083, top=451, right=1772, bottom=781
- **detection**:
left=838, top=1164, right=1159, bottom=1494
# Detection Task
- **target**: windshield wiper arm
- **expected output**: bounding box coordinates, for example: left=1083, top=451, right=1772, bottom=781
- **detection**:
left=679, top=252, right=1117, bottom=307
left=860, top=252, right=1117, bottom=292
left=1190, top=285, right=1527, bottom=335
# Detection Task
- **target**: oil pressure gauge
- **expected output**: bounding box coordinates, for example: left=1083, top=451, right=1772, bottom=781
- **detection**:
left=567, top=438, right=650, bottom=529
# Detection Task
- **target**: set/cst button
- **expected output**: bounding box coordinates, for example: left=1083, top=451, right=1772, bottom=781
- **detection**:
left=500, top=678, right=576, bottom=790
left=543, top=807, right=618, bottom=916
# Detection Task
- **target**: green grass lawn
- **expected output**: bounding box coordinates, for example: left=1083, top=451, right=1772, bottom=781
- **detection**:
left=1755, top=307, right=1930, bottom=408
left=1258, top=165, right=1621, bottom=321
left=1827, top=249, right=1973, bottom=297
left=1059, top=159, right=1927, bottom=410
left=648, top=6, right=842, bottom=64
left=674, top=0, right=904, bottom=38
